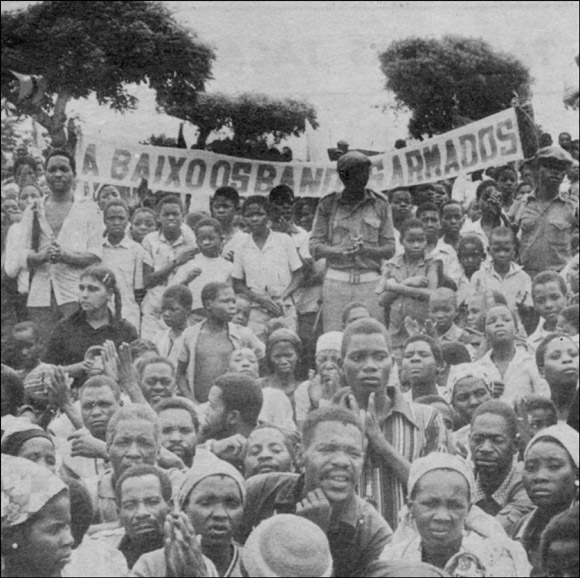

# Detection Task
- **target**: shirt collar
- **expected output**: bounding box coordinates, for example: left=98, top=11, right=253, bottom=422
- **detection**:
left=158, top=230, right=185, bottom=246
left=473, top=459, right=516, bottom=507
left=103, top=235, right=132, bottom=249
left=526, top=189, right=569, bottom=203
left=384, top=386, right=419, bottom=428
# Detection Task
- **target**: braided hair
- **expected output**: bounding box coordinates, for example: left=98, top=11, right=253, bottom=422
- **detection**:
left=80, top=265, right=123, bottom=325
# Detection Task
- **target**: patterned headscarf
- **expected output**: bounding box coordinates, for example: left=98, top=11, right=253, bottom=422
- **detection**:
left=448, top=364, right=493, bottom=399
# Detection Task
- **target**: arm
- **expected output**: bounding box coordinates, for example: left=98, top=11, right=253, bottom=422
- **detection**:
left=176, top=361, right=192, bottom=400
left=233, top=277, right=283, bottom=317
left=309, top=197, right=351, bottom=260
left=57, top=251, right=100, bottom=269
left=280, top=267, right=304, bottom=301
left=143, top=261, right=179, bottom=289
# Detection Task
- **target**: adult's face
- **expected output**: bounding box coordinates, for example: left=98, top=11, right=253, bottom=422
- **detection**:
left=269, top=341, right=298, bottom=378
left=184, top=475, right=244, bottom=546
left=485, top=306, right=516, bottom=346
left=17, top=437, right=57, bottom=474
left=390, top=190, right=412, bottom=222
left=20, top=494, right=74, bottom=576
left=340, top=164, right=370, bottom=191
left=158, top=408, right=197, bottom=468
left=470, top=413, right=516, bottom=477
left=244, top=427, right=293, bottom=478
left=80, top=385, right=121, bottom=440
left=410, top=470, right=470, bottom=553
left=119, top=474, right=169, bottom=543
left=79, top=276, right=110, bottom=314
left=523, top=440, right=577, bottom=509
left=140, top=362, right=176, bottom=407
left=341, top=332, right=392, bottom=396
left=402, top=340, right=439, bottom=386
left=159, top=203, right=183, bottom=237
left=108, top=418, right=159, bottom=478
left=45, top=155, right=74, bottom=196
left=201, top=386, right=230, bottom=441
left=535, top=160, right=570, bottom=194
left=315, top=349, right=341, bottom=384
left=541, top=336, right=579, bottom=388
left=302, top=421, right=364, bottom=504
left=452, top=377, right=491, bottom=423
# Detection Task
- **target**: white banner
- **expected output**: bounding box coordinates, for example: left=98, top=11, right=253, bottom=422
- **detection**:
left=76, top=108, right=523, bottom=208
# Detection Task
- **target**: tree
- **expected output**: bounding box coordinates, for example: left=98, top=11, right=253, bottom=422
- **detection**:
left=378, top=36, right=532, bottom=139
left=162, top=91, right=319, bottom=159
left=1, top=1, right=215, bottom=148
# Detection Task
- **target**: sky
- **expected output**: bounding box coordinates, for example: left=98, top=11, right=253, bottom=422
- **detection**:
left=2, top=0, right=579, bottom=156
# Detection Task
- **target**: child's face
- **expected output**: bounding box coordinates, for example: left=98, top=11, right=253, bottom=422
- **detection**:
left=270, top=342, right=298, bottom=377
left=433, top=185, right=449, bottom=207
left=131, top=211, right=157, bottom=243
left=244, top=204, right=269, bottom=235
left=458, top=242, right=484, bottom=277
left=542, top=336, right=579, bottom=387
left=402, top=340, right=439, bottom=385
left=229, top=348, right=259, bottom=378
left=344, top=306, right=370, bottom=327
left=161, top=298, right=190, bottom=329
left=206, top=287, right=237, bottom=322
left=98, top=186, right=121, bottom=210
left=497, top=170, right=517, bottom=199
left=418, top=210, right=441, bottom=242
left=232, top=298, right=251, bottom=327
left=466, top=295, right=486, bottom=331
left=19, top=185, right=41, bottom=210
left=527, top=408, right=555, bottom=436
left=12, top=327, right=42, bottom=370
left=104, top=205, right=128, bottom=238
left=402, top=227, right=427, bottom=258
left=568, top=255, right=579, bottom=294
left=489, top=235, right=515, bottom=268
left=211, top=196, right=237, bottom=226
left=479, top=186, right=502, bottom=217
left=429, top=296, right=457, bottom=334
left=159, top=202, right=183, bottom=237
left=485, top=306, right=516, bottom=345
left=196, top=225, right=221, bottom=258
left=441, top=204, right=464, bottom=236
left=390, top=190, right=412, bottom=222
left=532, top=282, right=567, bottom=325
left=432, top=401, right=454, bottom=431
left=556, top=315, right=578, bottom=337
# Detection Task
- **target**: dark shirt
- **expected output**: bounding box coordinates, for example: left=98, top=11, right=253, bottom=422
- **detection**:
left=568, top=389, right=579, bottom=432
left=119, top=533, right=164, bottom=570
left=44, top=310, right=138, bottom=366
left=238, top=472, right=392, bottom=578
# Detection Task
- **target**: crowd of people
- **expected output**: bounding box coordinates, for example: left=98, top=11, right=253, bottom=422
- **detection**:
left=0, top=130, right=578, bottom=577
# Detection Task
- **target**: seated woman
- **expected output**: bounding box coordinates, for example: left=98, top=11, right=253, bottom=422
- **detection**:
left=513, top=424, right=579, bottom=576
left=380, top=453, right=530, bottom=576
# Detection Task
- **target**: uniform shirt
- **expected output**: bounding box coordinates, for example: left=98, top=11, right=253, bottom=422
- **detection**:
left=309, top=188, right=395, bottom=272
left=20, top=197, right=103, bottom=307
left=471, top=261, right=534, bottom=310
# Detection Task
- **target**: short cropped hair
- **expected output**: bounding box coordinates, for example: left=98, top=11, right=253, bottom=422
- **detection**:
left=540, top=506, right=579, bottom=573
left=213, top=186, right=240, bottom=207
left=399, top=218, right=426, bottom=239
left=387, top=187, right=411, bottom=202
left=532, top=271, right=568, bottom=296
left=131, top=207, right=156, bottom=224
left=79, top=375, right=122, bottom=402
left=302, top=406, right=363, bottom=448
left=269, top=185, right=295, bottom=204
left=441, top=342, right=472, bottom=367
left=416, top=202, right=440, bottom=219
left=242, top=195, right=270, bottom=215
left=489, top=226, right=516, bottom=245
left=155, top=397, right=199, bottom=433
left=495, top=164, right=518, bottom=180
left=559, top=305, right=579, bottom=328
left=106, top=404, right=160, bottom=446
left=475, top=179, right=498, bottom=202
left=162, top=284, right=193, bottom=310
left=0, top=366, right=24, bottom=416
left=471, top=400, right=519, bottom=440
left=523, top=395, right=557, bottom=423
left=136, top=355, right=176, bottom=380
left=458, top=234, right=485, bottom=255
left=403, top=334, right=444, bottom=367
left=341, top=301, right=370, bottom=326
left=103, top=198, right=130, bottom=219
left=129, top=339, right=159, bottom=361
left=341, top=318, right=390, bottom=358
left=46, top=149, right=76, bottom=174
left=157, top=194, right=184, bottom=214
left=115, top=464, right=172, bottom=506
left=194, top=217, right=223, bottom=237
left=440, top=199, right=463, bottom=213
left=214, top=373, right=264, bottom=428
left=535, top=333, right=577, bottom=371
left=201, top=281, right=231, bottom=309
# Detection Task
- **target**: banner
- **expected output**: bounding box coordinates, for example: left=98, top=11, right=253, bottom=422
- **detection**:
left=76, top=108, right=523, bottom=207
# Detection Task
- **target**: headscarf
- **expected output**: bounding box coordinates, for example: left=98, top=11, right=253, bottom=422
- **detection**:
left=266, top=329, right=302, bottom=371
left=448, top=364, right=492, bottom=399
left=316, top=332, right=343, bottom=355
left=524, top=424, right=579, bottom=469
left=408, top=453, right=476, bottom=505
left=1, top=454, right=66, bottom=529
left=242, top=514, right=333, bottom=578
left=177, top=456, right=246, bottom=510
left=1, top=423, right=54, bottom=456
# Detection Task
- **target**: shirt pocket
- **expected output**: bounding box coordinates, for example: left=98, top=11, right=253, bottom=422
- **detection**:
left=362, top=217, right=380, bottom=244
left=549, top=218, right=573, bottom=244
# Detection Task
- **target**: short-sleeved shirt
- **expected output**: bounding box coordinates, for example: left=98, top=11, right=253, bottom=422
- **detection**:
left=309, top=188, right=395, bottom=272
left=432, top=238, right=463, bottom=287
left=238, top=472, right=392, bottom=578
left=512, top=191, right=579, bottom=276
left=232, top=230, right=302, bottom=296
left=20, top=196, right=103, bottom=307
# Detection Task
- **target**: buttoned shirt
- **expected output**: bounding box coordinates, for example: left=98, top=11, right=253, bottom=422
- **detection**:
left=102, top=236, right=146, bottom=330
left=153, top=327, right=187, bottom=367
left=513, top=190, right=579, bottom=276
left=20, top=196, right=103, bottom=307
left=309, top=188, right=395, bottom=272
left=238, top=472, right=392, bottom=578
left=432, top=237, right=464, bottom=286
left=232, top=230, right=302, bottom=296
left=474, top=347, right=550, bottom=405
left=471, top=261, right=534, bottom=310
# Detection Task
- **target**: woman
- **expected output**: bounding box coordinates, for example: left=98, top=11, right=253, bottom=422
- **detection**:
left=513, top=424, right=579, bottom=577
left=1, top=424, right=57, bottom=473
left=43, top=266, right=138, bottom=380
left=243, top=424, right=296, bottom=478
left=380, top=453, right=530, bottom=576
left=1, top=454, right=74, bottom=577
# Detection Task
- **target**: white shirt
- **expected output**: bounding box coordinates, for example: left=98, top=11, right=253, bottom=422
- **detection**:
left=527, top=319, right=553, bottom=352
left=431, top=238, right=463, bottom=286
left=471, top=261, right=534, bottom=310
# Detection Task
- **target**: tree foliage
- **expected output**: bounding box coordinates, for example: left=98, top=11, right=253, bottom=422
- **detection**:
left=378, top=35, right=532, bottom=139
left=1, top=1, right=215, bottom=147
left=163, top=91, right=319, bottom=158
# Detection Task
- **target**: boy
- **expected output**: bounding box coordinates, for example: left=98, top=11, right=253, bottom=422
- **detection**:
left=470, top=226, right=534, bottom=311
left=176, top=282, right=257, bottom=404
left=101, top=199, right=146, bottom=332
left=388, top=187, right=413, bottom=255
left=154, top=285, right=193, bottom=366
left=232, top=195, right=304, bottom=341
left=429, top=287, right=469, bottom=345
left=172, top=218, right=233, bottom=318
left=232, top=293, right=252, bottom=327
left=456, top=234, right=486, bottom=306
left=142, top=195, right=197, bottom=340
left=129, top=207, right=157, bottom=244
left=440, top=199, right=465, bottom=252
left=210, top=186, right=246, bottom=260
left=377, top=219, right=439, bottom=356
left=528, top=271, right=569, bottom=351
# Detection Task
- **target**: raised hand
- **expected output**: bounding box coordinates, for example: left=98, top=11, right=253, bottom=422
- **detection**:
left=102, top=340, right=120, bottom=382
left=68, top=428, right=108, bottom=459
left=211, top=434, right=247, bottom=463
left=165, top=512, right=207, bottom=578
left=296, top=488, right=333, bottom=532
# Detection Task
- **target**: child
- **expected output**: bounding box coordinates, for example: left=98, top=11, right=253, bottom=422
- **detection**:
left=528, top=271, right=569, bottom=351
left=456, top=234, right=486, bottom=307
left=494, top=164, right=518, bottom=210
left=438, top=342, right=472, bottom=394
left=388, top=187, right=413, bottom=255
left=556, top=305, right=579, bottom=346
left=341, top=301, right=371, bottom=328
left=377, top=218, right=439, bottom=355
left=210, top=186, right=246, bottom=260
left=439, top=199, right=465, bottom=252
left=176, top=282, right=257, bottom=404
left=231, top=293, right=266, bottom=359
left=154, top=285, right=193, bottom=366
left=172, top=218, right=233, bottom=318
left=470, top=226, right=534, bottom=312
left=429, top=288, right=468, bottom=345
left=130, top=207, right=157, bottom=244
left=101, top=199, right=146, bottom=332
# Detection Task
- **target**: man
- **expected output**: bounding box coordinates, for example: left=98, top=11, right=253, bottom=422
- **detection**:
left=469, top=400, right=534, bottom=535
left=239, top=406, right=392, bottom=578
left=334, top=318, right=449, bottom=529
left=512, top=146, right=578, bottom=278
left=21, top=149, right=102, bottom=343
left=155, top=397, right=199, bottom=469
left=310, top=152, right=396, bottom=331
left=137, top=356, right=177, bottom=408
